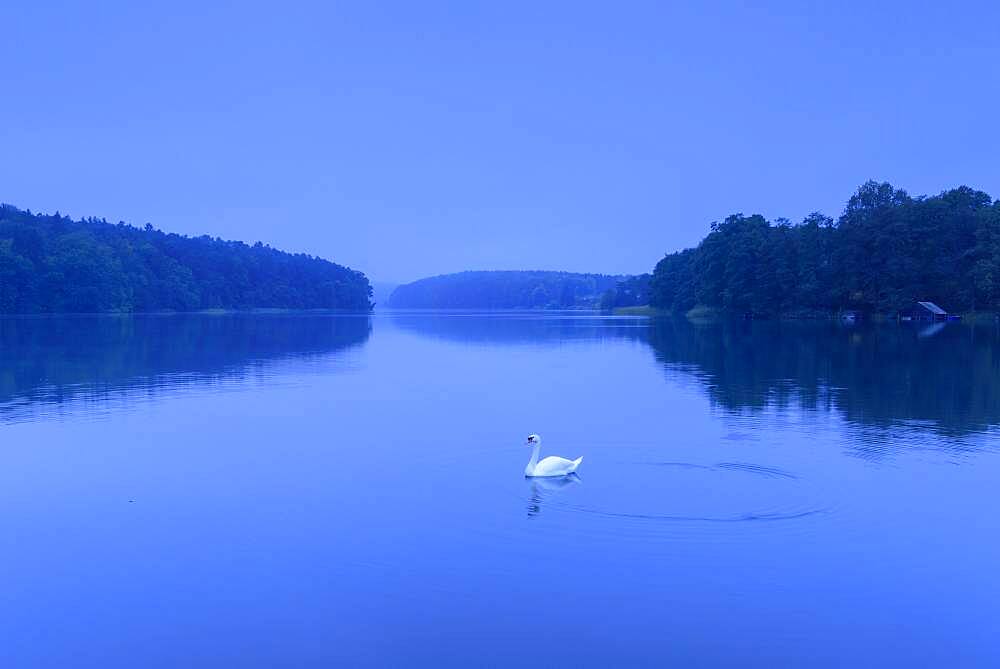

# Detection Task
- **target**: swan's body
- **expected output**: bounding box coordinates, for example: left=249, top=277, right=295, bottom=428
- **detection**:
left=524, top=434, right=583, bottom=477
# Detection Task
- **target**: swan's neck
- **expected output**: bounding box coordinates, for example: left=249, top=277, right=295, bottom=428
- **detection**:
left=525, top=443, right=541, bottom=475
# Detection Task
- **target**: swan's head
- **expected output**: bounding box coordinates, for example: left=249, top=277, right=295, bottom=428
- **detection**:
left=526, top=434, right=541, bottom=446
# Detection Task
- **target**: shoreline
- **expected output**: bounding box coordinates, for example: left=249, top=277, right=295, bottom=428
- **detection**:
left=0, top=308, right=374, bottom=318
left=614, top=305, right=998, bottom=322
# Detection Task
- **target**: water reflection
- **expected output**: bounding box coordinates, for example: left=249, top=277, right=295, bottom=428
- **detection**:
left=917, top=322, right=947, bottom=339
left=526, top=474, right=581, bottom=518
left=0, top=313, right=371, bottom=422
left=647, top=318, right=1000, bottom=436
left=393, top=311, right=1000, bottom=437
left=4, top=311, right=998, bottom=666
left=390, top=310, right=648, bottom=346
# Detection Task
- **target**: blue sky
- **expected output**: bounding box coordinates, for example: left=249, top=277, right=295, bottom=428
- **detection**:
left=2, top=1, right=998, bottom=283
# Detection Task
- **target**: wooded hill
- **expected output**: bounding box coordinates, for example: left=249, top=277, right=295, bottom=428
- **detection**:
left=650, top=182, right=1000, bottom=316
left=388, top=270, right=648, bottom=309
left=0, top=205, right=372, bottom=313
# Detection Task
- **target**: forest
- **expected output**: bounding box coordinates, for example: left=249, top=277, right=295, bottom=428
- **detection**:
left=388, top=271, right=645, bottom=309
left=0, top=205, right=372, bottom=313
left=650, top=182, right=1000, bottom=316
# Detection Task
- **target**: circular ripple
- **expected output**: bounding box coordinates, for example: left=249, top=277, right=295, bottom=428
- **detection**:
left=523, top=456, right=830, bottom=531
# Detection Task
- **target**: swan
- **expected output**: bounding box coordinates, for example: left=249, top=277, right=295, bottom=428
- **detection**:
left=524, top=434, right=583, bottom=477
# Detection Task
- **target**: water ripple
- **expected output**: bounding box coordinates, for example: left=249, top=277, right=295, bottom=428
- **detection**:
left=553, top=505, right=825, bottom=523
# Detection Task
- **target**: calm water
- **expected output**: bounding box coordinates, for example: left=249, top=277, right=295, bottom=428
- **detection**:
left=2, top=312, right=999, bottom=667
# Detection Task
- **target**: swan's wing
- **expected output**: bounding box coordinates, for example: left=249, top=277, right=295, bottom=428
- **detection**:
left=533, top=456, right=577, bottom=477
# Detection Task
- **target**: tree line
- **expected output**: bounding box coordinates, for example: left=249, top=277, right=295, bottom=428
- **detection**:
left=0, top=205, right=372, bottom=313
left=388, top=271, right=633, bottom=309
left=650, top=182, right=1000, bottom=316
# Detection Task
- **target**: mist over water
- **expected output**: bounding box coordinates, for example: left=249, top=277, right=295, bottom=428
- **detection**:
left=2, top=312, right=999, bottom=667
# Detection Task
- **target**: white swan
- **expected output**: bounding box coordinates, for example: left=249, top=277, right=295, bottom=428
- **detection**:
left=524, top=434, right=583, bottom=477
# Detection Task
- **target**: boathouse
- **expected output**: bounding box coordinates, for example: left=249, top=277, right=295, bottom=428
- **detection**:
left=901, top=301, right=948, bottom=321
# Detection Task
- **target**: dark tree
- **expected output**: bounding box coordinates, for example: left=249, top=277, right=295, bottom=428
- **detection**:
left=650, top=182, right=999, bottom=316
left=0, top=204, right=372, bottom=313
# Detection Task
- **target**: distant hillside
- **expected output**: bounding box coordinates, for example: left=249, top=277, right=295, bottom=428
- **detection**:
left=0, top=204, right=372, bottom=313
left=387, top=271, right=648, bottom=309
left=370, top=282, right=399, bottom=308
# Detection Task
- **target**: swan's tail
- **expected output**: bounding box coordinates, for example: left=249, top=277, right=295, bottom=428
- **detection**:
left=571, top=456, right=583, bottom=471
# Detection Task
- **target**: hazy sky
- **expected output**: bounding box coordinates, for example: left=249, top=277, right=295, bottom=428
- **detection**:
left=2, top=1, right=998, bottom=283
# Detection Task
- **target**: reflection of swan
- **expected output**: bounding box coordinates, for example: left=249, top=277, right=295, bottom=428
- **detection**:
left=524, top=434, right=583, bottom=477
left=533, top=474, right=581, bottom=492
left=527, top=474, right=581, bottom=517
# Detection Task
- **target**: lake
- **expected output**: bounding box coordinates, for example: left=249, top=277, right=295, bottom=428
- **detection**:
left=2, top=312, right=999, bottom=667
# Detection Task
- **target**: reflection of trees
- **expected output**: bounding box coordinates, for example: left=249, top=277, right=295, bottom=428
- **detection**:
left=26, top=311, right=988, bottom=437
left=390, top=311, right=648, bottom=346
left=389, top=311, right=1000, bottom=435
left=647, top=318, right=1000, bottom=435
left=0, top=314, right=371, bottom=417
